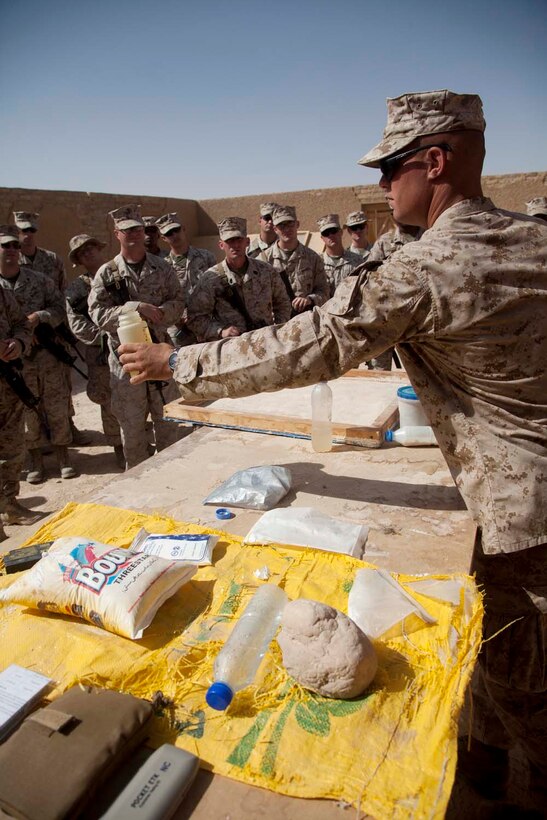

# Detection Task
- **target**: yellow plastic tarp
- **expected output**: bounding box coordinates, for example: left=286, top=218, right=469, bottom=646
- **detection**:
left=0, top=502, right=482, bottom=819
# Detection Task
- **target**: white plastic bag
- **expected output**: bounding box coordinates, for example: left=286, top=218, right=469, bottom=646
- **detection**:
left=203, top=465, right=292, bottom=511
left=244, top=507, right=368, bottom=558
left=348, top=568, right=436, bottom=639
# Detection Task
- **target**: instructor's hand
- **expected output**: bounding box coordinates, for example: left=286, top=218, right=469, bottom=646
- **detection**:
left=119, top=342, right=172, bottom=384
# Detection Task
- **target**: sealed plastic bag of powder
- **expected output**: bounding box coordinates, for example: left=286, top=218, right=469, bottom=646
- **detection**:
left=130, top=528, right=218, bottom=565
left=203, top=466, right=292, bottom=511
left=0, top=537, right=196, bottom=640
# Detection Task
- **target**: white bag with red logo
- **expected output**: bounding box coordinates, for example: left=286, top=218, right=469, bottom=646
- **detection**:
left=0, top=537, right=196, bottom=640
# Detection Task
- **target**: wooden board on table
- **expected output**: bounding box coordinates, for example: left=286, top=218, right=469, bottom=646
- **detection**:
left=164, top=369, right=408, bottom=447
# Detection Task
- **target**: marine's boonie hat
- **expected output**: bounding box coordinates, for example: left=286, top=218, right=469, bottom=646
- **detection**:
left=0, top=225, right=20, bottom=245
left=13, top=211, right=39, bottom=230
left=156, top=213, right=182, bottom=235
left=109, top=205, right=144, bottom=230
left=317, top=213, right=341, bottom=233
left=526, top=196, right=547, bottom=217
left=259, top=202, right=278, bottom=218
left=218, top=217, right=247, bottom=240
left=272, top=205, right=297, bottom=225
left=345, top=210, right=368, bottom=228
left=68, top=234, right=107, bottom=265
left=142, top=216, right=159, bottom=229
left=358, top=89, right=486, bottom=168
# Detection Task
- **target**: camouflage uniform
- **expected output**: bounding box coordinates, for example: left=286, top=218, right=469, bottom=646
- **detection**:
left=322, top=249, right=362, bottom=297
left=171, top=196, right=547, bottom=785
left=89, top=253, right=185, bottom=468
left=0, top=268, right=71, bottom=448
left=368, top=225, right=422, bottom=264
left=19, top=247, right=67, bottom=293
left=187, top=257, right=291, bottom=342
left=263, top=242, right=329, bottom=313
left=248, top=236, right=275, bottom=258
left=0, top=288, right=32, bottom=503
left=348, top=243, right=372, bottom=259
left=167, top=246, right=216, bottom=346
left=65, top=274, right=121, bottom=446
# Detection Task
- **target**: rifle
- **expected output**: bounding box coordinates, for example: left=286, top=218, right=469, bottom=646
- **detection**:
left=55, top=321, right=85, bottom=363
left=32, top=323, right=88, bottom=380
left=223, top=284, right=267, bottom=332
left=0, top=359, right=51, bottom=439
left=278, top=270, right=312, bottom=318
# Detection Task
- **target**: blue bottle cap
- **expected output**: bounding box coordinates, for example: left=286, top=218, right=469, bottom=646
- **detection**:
left=397, top=385, right=418, bottom=401
left=385, top=429, right=394, bottom=442
left=215, top=508, right=234, bottom=520
left=206, top=682, right=234, bottom=710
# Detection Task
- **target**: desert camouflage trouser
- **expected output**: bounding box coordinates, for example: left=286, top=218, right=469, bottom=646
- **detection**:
left=0, top=387, right=25, bottom=499
left=470, top=534, right=547, bottom=791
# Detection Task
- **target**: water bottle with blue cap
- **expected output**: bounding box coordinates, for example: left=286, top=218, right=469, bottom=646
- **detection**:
left=206, top=584, right=288, bottom=711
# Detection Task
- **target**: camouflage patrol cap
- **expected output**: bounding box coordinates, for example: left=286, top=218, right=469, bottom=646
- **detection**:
left=156, top=213, right=182, bottom=235
left=526, top=196, right=547, bottom=217
left=345, top=210, right=368, bottom=228
left=358, top=90, right=486, bottom=167
left=68, top=234, right=107, bottom=265
left=13, top=211, right=39, bottom=230
left=142, top=216, right=159, bottom=229
left=109, top=204, right=144, bottom=230
left=317, top=214, right=341, bottom=233
left=272, top=205, right=297, bottom=226
left=260, top=202, right=278, bottom=218
left=0, top=225, right=20, bottom=244
left=218, top=217, right=247, bottom=240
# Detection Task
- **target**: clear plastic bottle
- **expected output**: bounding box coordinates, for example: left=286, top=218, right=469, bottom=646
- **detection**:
left=206, top=584, right=288, bottom=711
left=117, top=310, right=152, bottom=376
left=385, top=426, right=437, bottom=446
left=311, top=381, right=333, bottom=453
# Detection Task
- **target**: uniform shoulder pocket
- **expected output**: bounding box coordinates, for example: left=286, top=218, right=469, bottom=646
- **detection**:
left=325, top=270, right=364, bottom=316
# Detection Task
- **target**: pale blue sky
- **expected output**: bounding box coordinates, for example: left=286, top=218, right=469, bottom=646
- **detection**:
left=1, top=0, right=545, bottom=199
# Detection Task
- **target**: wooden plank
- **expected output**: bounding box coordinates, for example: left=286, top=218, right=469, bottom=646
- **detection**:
left=164, top=370, right=407, bottom=448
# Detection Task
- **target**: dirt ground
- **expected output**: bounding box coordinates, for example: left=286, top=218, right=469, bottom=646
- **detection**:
left=1, top=370, right=123, bottom=553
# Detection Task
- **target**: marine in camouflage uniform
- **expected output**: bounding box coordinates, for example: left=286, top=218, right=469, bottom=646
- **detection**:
left=247, top=202, right=279, bottom=258
left=0, top=227, right=76, bottom=483
left=262, top=205, right=329, bottom=316
left=344, top=211, right=372, bottom=259
left=187, top=217, right=291, bottom=342
left=14, top=211, right=67, bottom=293
left=89, top=206, right=185, bottom=469
left=526, top=195, right=547, bottom=222
left=66, top=235, right=123, bottom=465
left=0, top=235, right=43, bottom=530
left=120, top=91, right=547, bottom=813
left=142, top=217, right=169, bottom=259
left=156, top=213, right=216, bottom=347
left=317, top=213, right=362, bottom=297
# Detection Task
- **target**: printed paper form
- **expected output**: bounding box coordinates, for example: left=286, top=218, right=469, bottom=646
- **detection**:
left=0, top=664, right=51, bottom=738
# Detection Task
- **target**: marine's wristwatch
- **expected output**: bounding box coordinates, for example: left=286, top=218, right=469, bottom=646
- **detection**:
left=168, top=350, right=178, bottom=373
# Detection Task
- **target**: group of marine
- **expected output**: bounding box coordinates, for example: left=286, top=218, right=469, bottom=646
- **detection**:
left=1, top=195, right=546, bottom=534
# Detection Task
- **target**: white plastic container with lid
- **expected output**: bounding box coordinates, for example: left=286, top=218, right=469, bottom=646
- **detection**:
left=118, top=309, right=153, bottom=345
left=206, top=584, right=288, bottom=711
left=396, top=385, right=429, bottom=428
left=311, top=381, right=333, bottom=453
left=385, top=426, right=437, bottom=446
left=118, top=310, right=152, bottom=377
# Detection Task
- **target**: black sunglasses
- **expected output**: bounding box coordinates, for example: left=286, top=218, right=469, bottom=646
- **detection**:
left=20, top=227, right=37, bottom=234
left=349, top=223, right=366, bottom=232
left=164, top=227, right=181, bottom=238
left=321, top=227, right=339, bottom=237
left=380, top=142, right=452, bottom=182
left=2, top=241, right=21, bottom=249
left=261, top=214, right=273, bottom=222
